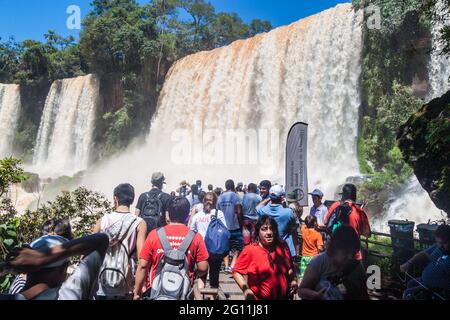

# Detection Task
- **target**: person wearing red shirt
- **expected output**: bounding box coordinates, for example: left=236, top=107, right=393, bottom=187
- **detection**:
left=233, top=215, right=298, bottom=300
left=133, top=197, right=209, bottom=300
left=323, top=184, right=371, bottom=261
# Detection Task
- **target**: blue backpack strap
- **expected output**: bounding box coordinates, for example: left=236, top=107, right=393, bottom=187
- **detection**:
left=157, top=228, right=173, bottom=252
left=178, top=230, right=196, bottom=254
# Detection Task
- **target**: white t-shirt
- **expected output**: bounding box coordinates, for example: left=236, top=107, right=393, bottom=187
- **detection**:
left=96, top=212, right=143, bottom=297
left=190, top=209, right=227, bottom=239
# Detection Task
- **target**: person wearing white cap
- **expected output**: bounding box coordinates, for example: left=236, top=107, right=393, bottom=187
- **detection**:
left=1, top=233, right=109, bottom=300
left=309, top=189, right=328, bottom=227
left=256, top=185, right=298, bottom=258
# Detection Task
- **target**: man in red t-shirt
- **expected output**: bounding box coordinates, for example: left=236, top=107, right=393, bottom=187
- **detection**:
left=323, top=184, right=371, bottom=261
left=133, top=197, right=209, bottom=300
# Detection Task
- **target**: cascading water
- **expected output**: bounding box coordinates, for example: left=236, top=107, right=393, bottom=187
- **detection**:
left=0, top=84, right=21, bottom=157
left=379, top=1, right=450, bottom=231
left=427, top=0, right=450, bottom=101
left=32, top=74, right=99, bottom=177
left=83, top=4, right=364, bottom=202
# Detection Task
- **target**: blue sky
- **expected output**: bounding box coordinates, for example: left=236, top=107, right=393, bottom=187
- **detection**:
left=0, top=0, right=351, bottom=42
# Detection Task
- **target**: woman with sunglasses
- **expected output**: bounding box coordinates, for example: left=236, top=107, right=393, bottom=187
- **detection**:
left=233, top=215, right=298, bottom=300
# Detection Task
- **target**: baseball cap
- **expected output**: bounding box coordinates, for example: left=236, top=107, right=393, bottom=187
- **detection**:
left=151, top=172, right=166, bottom=185
left=309, top=189, right=324, bottom=198
left=30, top=235, right=70, bottom=268
left=269, top=185, right=285, bottom=200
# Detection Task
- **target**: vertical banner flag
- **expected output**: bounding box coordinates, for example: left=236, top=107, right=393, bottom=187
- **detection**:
left=286, top=122, right=309, bottom=207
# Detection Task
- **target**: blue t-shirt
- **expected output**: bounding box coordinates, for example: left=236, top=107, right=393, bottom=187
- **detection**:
left=186, top=194, right=201, bottom=209
left=242, top=193, right=263, bottom=221
left=256, top=204, right=297, bottom=257
left=217, top=191, right=242, bottom=231
left=310, top=204, right=328, bottom=226
left=422, top=244, right=450, bottom=290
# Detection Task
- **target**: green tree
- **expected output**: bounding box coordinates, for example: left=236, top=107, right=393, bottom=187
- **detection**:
left=249, top=19, right=273, bottom=36
left=212, top=12, right=250, bottom=47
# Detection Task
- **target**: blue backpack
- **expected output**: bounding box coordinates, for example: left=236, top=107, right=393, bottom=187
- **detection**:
left=205, top=210, right=230, bottom=257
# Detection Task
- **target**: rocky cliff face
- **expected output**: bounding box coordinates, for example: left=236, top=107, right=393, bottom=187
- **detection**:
left=398, top=90, right=450, bottom=217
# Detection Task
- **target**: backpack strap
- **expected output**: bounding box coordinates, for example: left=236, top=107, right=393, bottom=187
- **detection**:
left=157, top=228, right=173, bottom=252
left=178, top=230, right=196, bottom=254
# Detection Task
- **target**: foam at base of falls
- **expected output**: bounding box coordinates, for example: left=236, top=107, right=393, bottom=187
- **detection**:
left=373, top=177, right=446, bottom=233
left=0, top=84, right=21, bottom=157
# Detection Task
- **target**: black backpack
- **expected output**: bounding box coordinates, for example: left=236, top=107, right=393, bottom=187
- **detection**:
left=325, top=201, right=353, bottom=235
left=140, top=192, right=164, bottom=234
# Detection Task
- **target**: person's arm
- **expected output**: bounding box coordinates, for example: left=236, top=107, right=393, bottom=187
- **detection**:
left=195, top=260, right=209, bottom=289
left=233, top=272, right=256, bottom=300
left=135, top=194, right=143, bottom=217
left=6, top=233, right=109, bottom=273
left=400, top=250, right=432, bottom=273
left=134, top=259, right=148, bottom=300
left=298, top=265, right=326, bottom=300
left=136, top=220, right=148, bottom=258
left=235, top=204, right=243, bottom=228
left=257, top=198, right=270, bottom=208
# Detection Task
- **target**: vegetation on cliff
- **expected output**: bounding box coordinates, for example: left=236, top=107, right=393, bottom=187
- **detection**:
left=351, top=0, right=445, bottom=208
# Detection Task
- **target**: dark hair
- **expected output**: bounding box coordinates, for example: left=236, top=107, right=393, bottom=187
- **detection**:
left=113, top=183, right=135, bottom=207
left=191, top=184, right=199, bottom=196
left=305, top=215, right=317, bottom=229
left=225, top=180, right=235, bottom=191
left=214, top=188, right=222, bottom=197
left=254, top=215, right=280, bottom=246
left=196, top=180, right=202, bottom=186
left=53, top=219, right=73, bottom=240
left=208, top=184, right=213, bottom=191
left=435, top=224, right=450, bottom=243
left=168, top=197, right=191, bottom=224
left=327, top=225, right=361, bottom=257
left=41, top=220, right=55, bottom=236
left=260, top=180, right=272, bottom=189
left=198, top=191, right=207, bottom=203
left=247, top=183, right=257, bottom=193
left=341, top=184, right=357, bottom=202
left=203, top=192, right=218, bottom=213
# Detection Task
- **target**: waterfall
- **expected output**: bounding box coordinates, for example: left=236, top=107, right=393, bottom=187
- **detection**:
left=0, top=84, right=21, bottom=158
left=33, top=74, right=99, bottom=177
left=381, top=1, right=449, bottom=229
left=374, top=177, right=446, bottom=233
left=83, top=4, right=364, bottom=200
left=427, top=0, right=450, bottom=101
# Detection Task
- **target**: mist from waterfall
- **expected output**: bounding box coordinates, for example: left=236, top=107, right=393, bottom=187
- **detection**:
left=0, top=84, right=21, bottom=158
left=32, top=74, right=99, bottom=177
left=83, top=4, right=364, bottom=202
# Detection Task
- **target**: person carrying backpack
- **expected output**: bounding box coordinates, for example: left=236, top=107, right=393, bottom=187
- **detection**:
left=323, top=184, right=371, bottom=261
left=133, top=197, right=209, bottom=300
left=191, top=192, right=229, bottom=288
left=93, top=184, right=147, bottom=300
left=135, top=172, right=172, bottom=234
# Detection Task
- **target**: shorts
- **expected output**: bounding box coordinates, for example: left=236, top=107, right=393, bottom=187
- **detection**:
left=300, top=256, right=314, bottom=279
left=229, top=229, right=244, bottom=253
